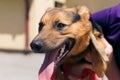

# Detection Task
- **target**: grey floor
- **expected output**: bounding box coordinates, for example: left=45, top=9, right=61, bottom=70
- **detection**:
left=0, top=52, right=45, bottom=80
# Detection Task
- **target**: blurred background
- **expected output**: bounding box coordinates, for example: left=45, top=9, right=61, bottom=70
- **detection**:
left=0, top=0, right=119, bottom=80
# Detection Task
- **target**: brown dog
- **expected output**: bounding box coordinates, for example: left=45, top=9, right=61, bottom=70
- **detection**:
left=30, top=6, right=109, bottom=80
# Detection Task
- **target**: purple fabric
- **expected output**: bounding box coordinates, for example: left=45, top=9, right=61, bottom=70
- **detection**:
left=91, top=4, right=120, bottom=70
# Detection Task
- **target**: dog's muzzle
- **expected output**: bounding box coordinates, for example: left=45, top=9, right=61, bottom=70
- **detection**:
left=30, top=38, right=75, bottom=64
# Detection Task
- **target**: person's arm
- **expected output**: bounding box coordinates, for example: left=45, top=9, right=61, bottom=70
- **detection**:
left=91, top=4, right=120, bottom=80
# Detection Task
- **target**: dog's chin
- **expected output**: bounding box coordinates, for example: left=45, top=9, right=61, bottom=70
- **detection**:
left=39, top=38, right=75, bottom=73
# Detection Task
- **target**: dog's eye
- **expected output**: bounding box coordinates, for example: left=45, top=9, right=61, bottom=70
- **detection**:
left=55, top=21, right=67, bottom=30
left=39, top=22, right=44, bottom=32
left=57, top=23, right=66, bottom=28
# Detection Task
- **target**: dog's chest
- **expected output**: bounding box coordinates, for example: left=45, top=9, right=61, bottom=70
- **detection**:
left=57, top=63, right=93, bottom=80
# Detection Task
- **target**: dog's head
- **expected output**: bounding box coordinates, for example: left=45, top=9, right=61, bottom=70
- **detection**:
left=30, top=6, right=108, bottom=78
left=31, top=6, right=92, bottom=59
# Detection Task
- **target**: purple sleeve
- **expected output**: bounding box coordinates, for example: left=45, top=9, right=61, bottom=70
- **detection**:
left=91, top=4, right=120, bottom=69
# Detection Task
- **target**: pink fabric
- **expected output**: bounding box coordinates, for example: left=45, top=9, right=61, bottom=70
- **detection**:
left=81, top=69, right=100, bottom=80
left=64, top=65, right=100, bottom=80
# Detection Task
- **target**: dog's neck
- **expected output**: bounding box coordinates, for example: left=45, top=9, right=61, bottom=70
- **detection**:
left=64, top=44, right=92, bottom=65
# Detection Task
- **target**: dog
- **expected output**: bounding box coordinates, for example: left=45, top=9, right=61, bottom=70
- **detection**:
left=30, top=6, right=109, bottom=80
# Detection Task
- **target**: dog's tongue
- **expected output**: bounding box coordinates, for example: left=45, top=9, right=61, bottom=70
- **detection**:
left=38, top=50, right=59, bottom=80
left=39, top=61, right=55, bottom=80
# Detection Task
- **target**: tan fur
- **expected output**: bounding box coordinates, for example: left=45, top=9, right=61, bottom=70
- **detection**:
left=33, top=6, right=108, bottom=79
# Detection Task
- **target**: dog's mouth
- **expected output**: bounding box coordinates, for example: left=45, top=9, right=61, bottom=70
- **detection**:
left=55, top=38, right=75, bottom=64
left=39, top=38, right=75, bottom=74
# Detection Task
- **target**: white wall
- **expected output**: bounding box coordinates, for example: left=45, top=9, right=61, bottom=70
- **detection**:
left=0, top=0, right=25, bottom=50
left=29, top=0, right=54, bottom=50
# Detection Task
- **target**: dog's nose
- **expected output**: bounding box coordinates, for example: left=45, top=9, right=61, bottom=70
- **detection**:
left=30, top=40, right=43, bottom=53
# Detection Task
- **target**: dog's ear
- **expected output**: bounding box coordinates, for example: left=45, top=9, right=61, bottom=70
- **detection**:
left=90, top=31, right=108, bottom=77
left=76, top=6, right=90, bottom=20
left=89, top=22, right=109, bottom=77
left=90, top=41, right=107, bottom=77
left=90, top=21, right=109, bottom=62
left=90, top=19, right=103, bottom=34
left=64, top=6, right=90, bottom=23
left=72, top=12, right=81, bottom=23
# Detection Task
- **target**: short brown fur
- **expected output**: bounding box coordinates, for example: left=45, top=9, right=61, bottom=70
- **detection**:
left=32, top=6, right=108, bottom=79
